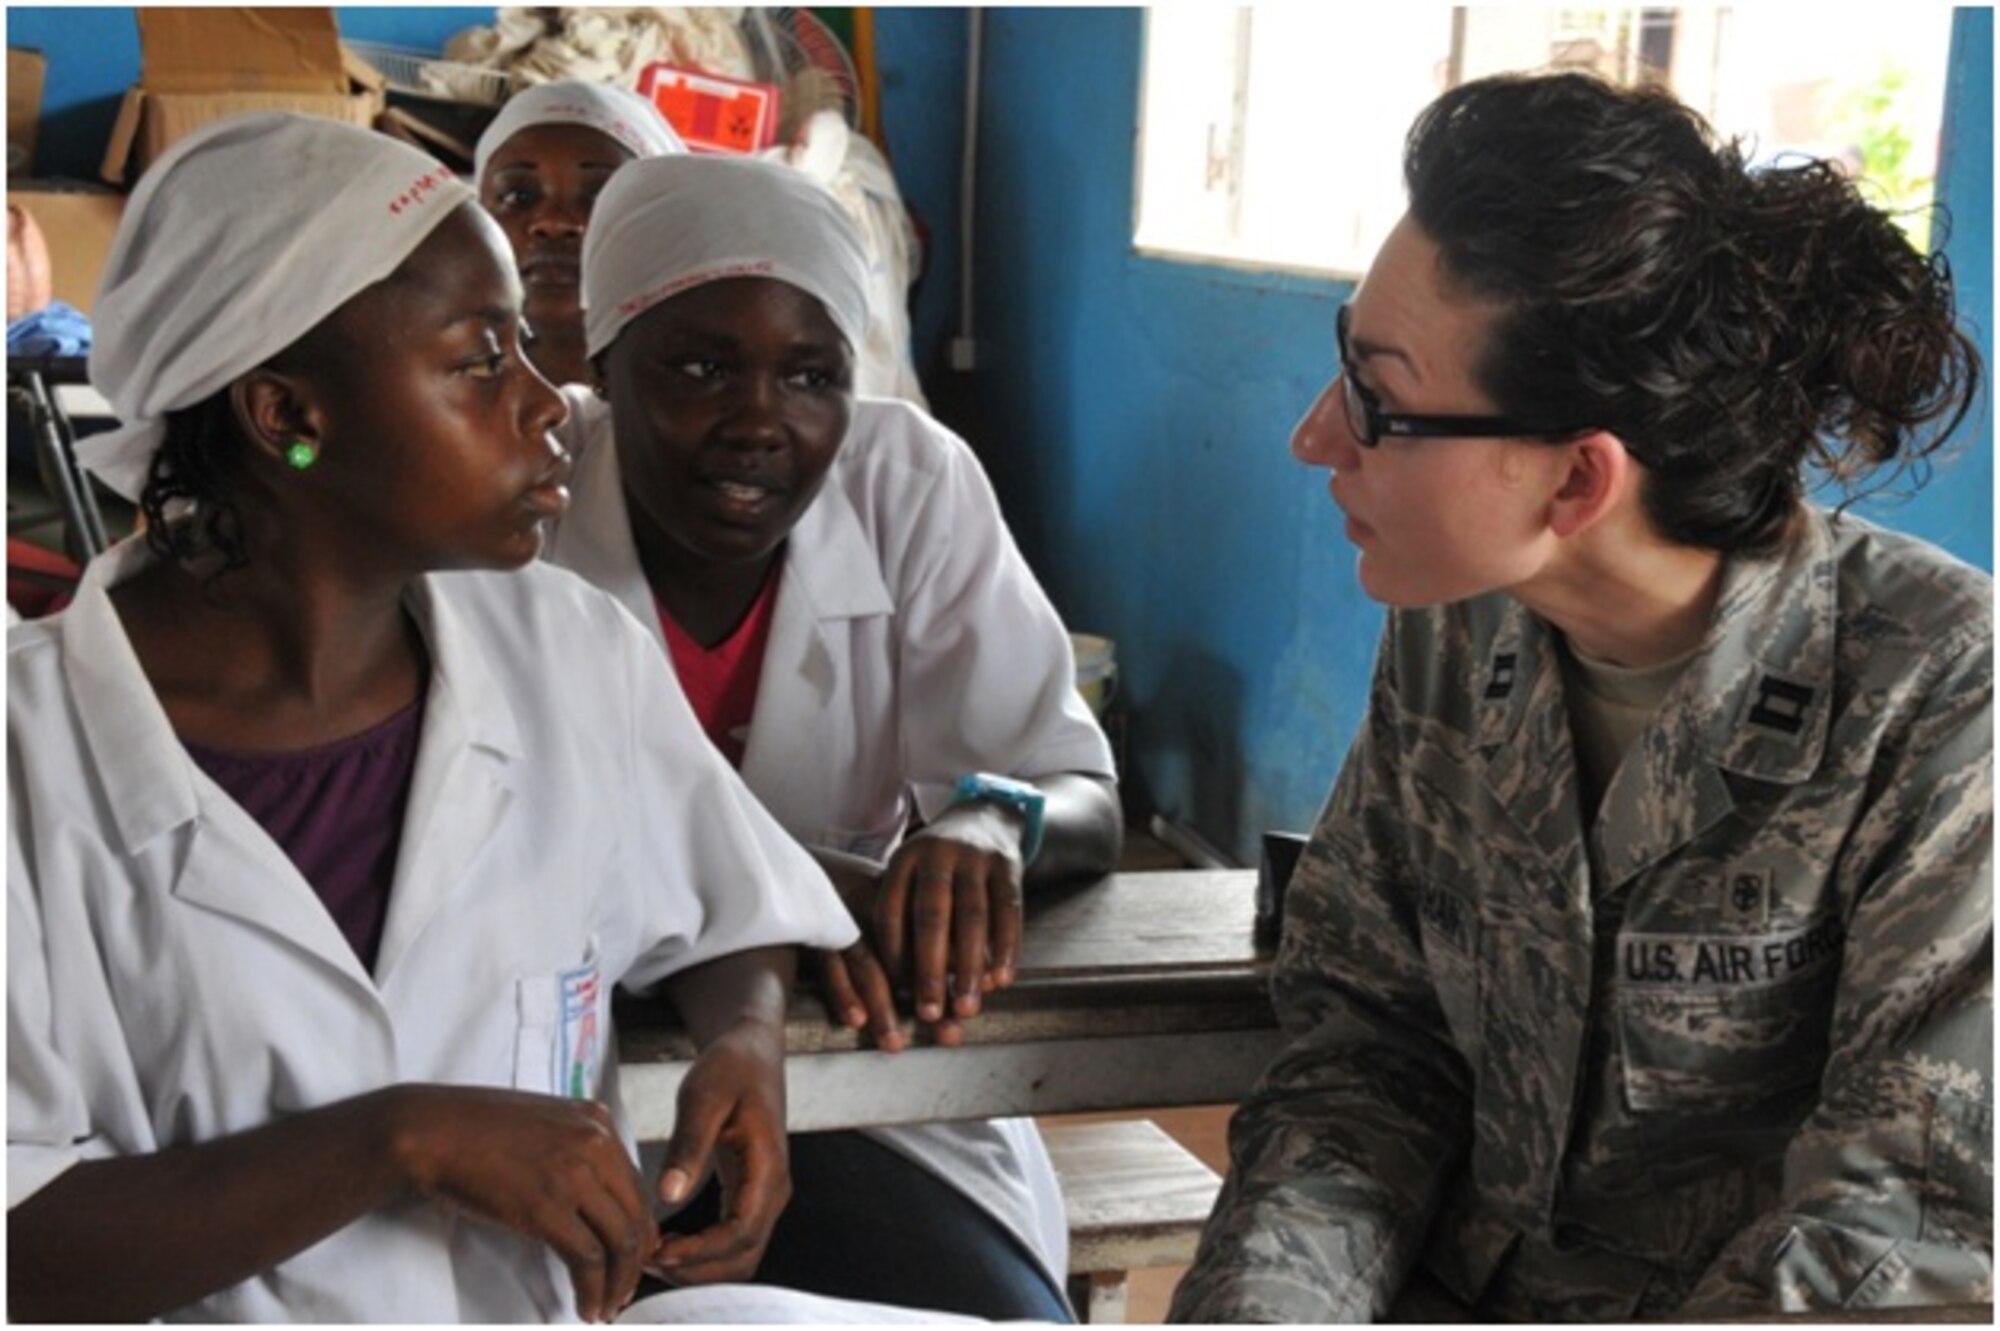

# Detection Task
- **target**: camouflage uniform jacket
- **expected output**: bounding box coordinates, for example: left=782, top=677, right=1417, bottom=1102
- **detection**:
left=1172, top=510, right=1992, bottom=1322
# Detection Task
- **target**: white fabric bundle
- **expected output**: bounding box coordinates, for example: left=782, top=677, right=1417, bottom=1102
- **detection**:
left=80, top=113, right=473, bottom=502
left=582, top=153, right=869, bottom=361
left=767, top=110, right=928, bottom=406
left=473, top=79, right=685, bottom=185
left=446, top=8, right=755, bottom=91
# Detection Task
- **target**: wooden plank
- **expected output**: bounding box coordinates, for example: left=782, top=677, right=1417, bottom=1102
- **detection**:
left=1044, top=1119, right=1221, bottom=1271
left=616, top=967, right=1275, bottom=1061
left=617, top=870, right=1280, bottom=1127
left=616, top=869, right=1272, bottom=1061
left=1019, top=871, right=1264, bottom=976
left=622, top=1028, right=1286, bottom=1136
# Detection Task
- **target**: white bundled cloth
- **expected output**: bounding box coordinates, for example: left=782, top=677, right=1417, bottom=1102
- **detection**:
left=766, top=110, right=928, bottom=406
left=79, top=113, right=473, bottom=503
left=473, top=78, right=686, bottom=184
left=447, top=7, right=756, bottom=90
left=582, top=152, right=870, bottom=363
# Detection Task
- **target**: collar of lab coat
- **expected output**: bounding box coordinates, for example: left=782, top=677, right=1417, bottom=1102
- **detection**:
left=62, top=536, right=525, bottom=858
left=780, top=456, right=898, bottom=621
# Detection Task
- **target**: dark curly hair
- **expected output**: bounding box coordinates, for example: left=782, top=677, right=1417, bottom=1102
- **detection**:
left=1403, top=71, right=1982, bottom=555
left=134, top=319, right=351, bottom=579
left=139, top=388, right=253, bottom=578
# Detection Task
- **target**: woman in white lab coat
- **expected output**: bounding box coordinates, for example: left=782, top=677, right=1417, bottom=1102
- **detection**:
left=545, top=153, right=1121, bottom=1319
left=473, top=80, right=685, bottom=387
left=7, top=114, right=855, bottom=1323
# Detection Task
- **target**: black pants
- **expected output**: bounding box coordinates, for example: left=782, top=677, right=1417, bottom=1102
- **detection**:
left=659, top=1128, right=1073, bottom=1321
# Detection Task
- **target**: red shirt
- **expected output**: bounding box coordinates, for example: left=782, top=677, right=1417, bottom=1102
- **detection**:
left=655, top=571, right=782, bottom=767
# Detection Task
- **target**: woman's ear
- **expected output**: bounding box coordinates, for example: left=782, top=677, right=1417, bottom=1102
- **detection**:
left=231, top=370, right=323, bottom=466
left=1547, top=431, right=1636, bottom=539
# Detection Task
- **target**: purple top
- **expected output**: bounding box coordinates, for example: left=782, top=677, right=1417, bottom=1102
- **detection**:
left=185, top=697, right=426, bottom=974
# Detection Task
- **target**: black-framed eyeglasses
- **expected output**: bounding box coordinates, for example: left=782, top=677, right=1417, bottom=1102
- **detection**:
left=1336, top=304, right=1593, bottom=448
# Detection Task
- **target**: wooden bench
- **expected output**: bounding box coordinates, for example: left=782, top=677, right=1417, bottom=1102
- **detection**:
left=1042, top=1118, right=1223, bottom=1324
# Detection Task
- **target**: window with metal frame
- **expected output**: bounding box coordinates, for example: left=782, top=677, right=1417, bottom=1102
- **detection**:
left=1134, top=6, right=1956, bottom=280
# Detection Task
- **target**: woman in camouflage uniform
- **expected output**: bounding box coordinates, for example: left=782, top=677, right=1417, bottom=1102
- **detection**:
left=1174, top=72, right=1990, bottom=1323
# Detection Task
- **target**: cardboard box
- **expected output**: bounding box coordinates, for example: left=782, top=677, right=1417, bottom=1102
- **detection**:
left=100, top=9, right=385, bottom=185
left=8, top=188, right=126, bottom=314
left=8, top=48, right=47, bottom=176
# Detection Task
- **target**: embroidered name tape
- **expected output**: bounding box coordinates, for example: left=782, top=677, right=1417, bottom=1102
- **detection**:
left=1621, top=914, right=1844, bottom=989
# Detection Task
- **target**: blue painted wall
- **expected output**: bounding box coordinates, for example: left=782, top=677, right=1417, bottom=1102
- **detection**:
left=867, top=9, right=968, bottom=382
left=957, top=7, right=1995, bottom=861
left=1910, top=5, right=1996, bottom=568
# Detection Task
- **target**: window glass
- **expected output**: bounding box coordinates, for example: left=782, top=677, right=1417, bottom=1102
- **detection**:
left=1136, top=7, right=1956, bottom=278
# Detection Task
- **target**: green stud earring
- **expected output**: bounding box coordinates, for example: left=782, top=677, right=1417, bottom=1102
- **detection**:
left=284, top=441, right=318, bottom=471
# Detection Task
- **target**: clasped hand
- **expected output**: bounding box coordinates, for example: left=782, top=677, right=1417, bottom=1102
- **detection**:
left=395, top=1024, right=786, bottom=1322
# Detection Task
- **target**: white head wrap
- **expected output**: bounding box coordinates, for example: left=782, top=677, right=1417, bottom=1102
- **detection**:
left=582, top=154, right=870, bottom=360
left=81, top=112, right=475, bottom=502
left=473, top=80, right=685, bottom=185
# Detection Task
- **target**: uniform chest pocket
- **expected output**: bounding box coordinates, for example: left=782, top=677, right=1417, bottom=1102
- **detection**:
left=512, top=937, right=608, bottom=1100
left=1618, top=967, right=1836, bottom=1114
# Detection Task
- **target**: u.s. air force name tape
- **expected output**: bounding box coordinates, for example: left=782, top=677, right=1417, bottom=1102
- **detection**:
left=1620, top=914, right=1844, bottom=988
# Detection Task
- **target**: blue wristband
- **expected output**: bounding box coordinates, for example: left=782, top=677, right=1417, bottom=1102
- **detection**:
left=949, top=772, right=1047, bottom=864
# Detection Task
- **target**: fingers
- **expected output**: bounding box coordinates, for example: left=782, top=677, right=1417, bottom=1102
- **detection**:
left=910, top=865, right=956, bottom=1024
left=517, top=1106, right=649, bottom=1322
left=651, top=1100, right=791, bottom=1286
left=657, top=1080, right=727, bottom=1212
left=817, top=948, right=866, bottom=1031
left=880, top=839, right=1024, bottom=1033
left=987, top=863, right=1024, bottom=992
left=817, top=945, right=905, bottom=1051
left=551, top=1206, right=614, bottom=1322
left=651, top=1213, right=765, bottom=1285
left=873, top=855, right=915, bottom=979
left=848, top=943, right=907, bottom=1051
left=407, top=1089, right=651, bottom=1323
left=569, top=1167, right=652, bottom=1320
left=948, top=868, right=988, bottom=1019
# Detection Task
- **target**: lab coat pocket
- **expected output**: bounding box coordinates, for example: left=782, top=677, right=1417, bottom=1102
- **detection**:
left=512, top=938, right=608, bottom=1100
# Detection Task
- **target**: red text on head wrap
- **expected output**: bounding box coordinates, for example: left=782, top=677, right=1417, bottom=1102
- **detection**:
left=388, top=166, right=460, bottom=217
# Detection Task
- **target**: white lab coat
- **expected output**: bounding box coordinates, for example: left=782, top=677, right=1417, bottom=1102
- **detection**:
left=545, top=391, right=1118, bottom=1290
left=6, top=539, right=857, bottom=1322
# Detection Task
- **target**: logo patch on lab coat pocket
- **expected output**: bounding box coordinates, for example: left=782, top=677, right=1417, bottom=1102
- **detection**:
left=513, top=940, right=606, bottom=1099
left=556, top=960, right=603, bottom=1100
